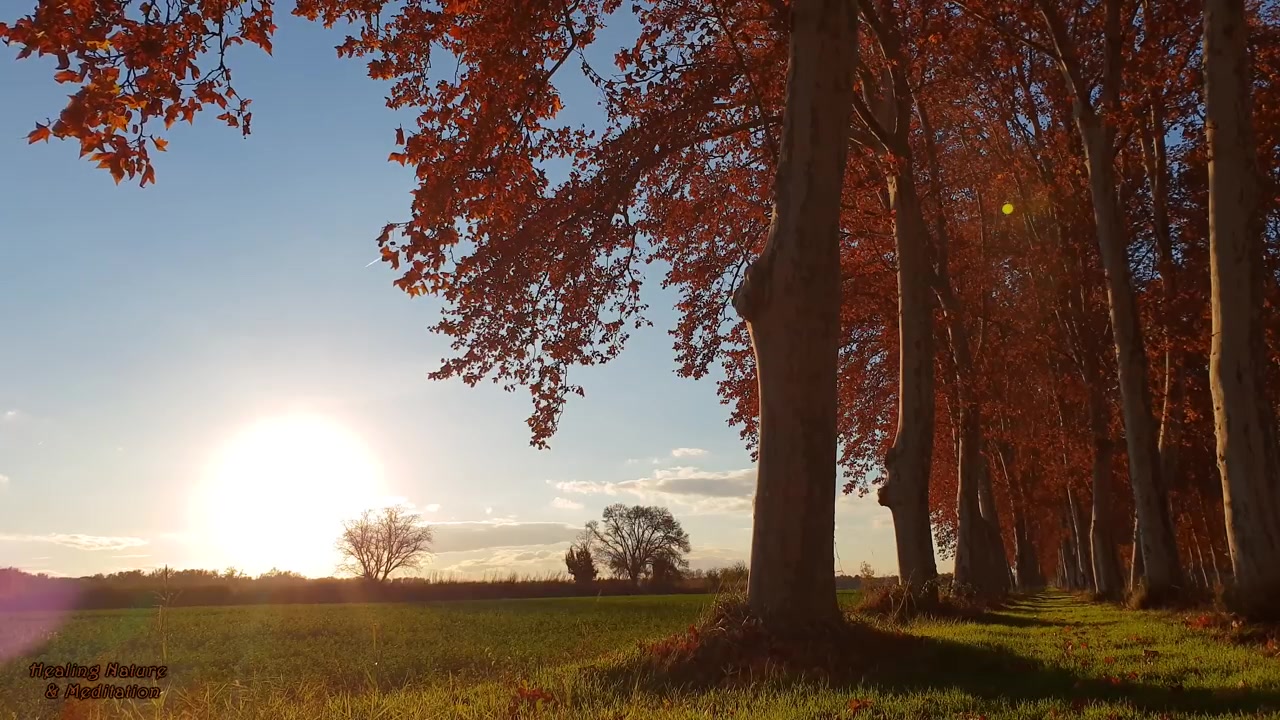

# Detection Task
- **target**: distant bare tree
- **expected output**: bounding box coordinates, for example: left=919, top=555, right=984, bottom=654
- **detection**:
left=336, top=505, right=433, bottom=583
left=585, top=504, right=690, bottom=584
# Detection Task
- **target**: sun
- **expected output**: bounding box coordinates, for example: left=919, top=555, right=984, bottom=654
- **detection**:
left=192, top=414, right=388, bottom=577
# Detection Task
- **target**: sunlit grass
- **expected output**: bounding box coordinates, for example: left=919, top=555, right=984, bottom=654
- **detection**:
left=3, top=591, right=1278, bottom=719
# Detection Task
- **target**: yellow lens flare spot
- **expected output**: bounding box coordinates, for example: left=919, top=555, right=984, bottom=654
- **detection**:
left=1001, top=202, right=1015, bottom=215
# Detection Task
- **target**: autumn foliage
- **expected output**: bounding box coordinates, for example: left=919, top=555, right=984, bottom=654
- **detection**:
left=6, top=0, right=1280, bottom=614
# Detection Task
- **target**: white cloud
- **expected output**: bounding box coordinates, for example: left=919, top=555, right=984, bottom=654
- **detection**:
left=0, top=474, right=9, bottom=486
left=484, top=507, right=493, bottom=515
left=0, top=533, right=148, bottom=551
left=555, top=466, right=756, bottom=514
left=2, top=409, right=21, bottom=422
left=550, top=497, right=584, bottom=510
left=424, top=503, right=441, bottom=512
left=431, top=545, right=569, bottom=579
left=429, top=520, right=580, bottom=553
left=111, top=554, right=151, bottom=559
left=686, top=546, right=748, bottom=570
left=671, top=447, right=708, bottom=458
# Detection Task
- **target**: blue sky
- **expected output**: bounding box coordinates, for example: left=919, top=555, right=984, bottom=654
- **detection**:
left=0, top=9, right=904, bottom=580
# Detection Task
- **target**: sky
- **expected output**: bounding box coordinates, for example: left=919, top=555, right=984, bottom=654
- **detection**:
left=0, top=8, right=915, bottom=581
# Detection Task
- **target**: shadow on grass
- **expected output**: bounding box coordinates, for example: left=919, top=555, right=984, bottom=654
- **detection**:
left=964, top=611, right=1061, bottom=629
left=589, top=595, right=1280, bottom=717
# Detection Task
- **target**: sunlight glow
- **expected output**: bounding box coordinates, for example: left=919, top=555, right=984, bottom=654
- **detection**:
left=192, top=414, right=388, bottom=577
left=1001, top=202, right=1015, bottom=215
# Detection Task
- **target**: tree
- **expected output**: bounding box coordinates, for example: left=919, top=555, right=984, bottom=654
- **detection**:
left=650, top=555, right=685, bottom=587
left=336, top=506, right=433, bottom=583
left=564, top=539, right=598, bottom=585
left=1204, top=0, right=1280, bottom=617
left=730, top=0, right=857, bottom=628
left=584, top=504, right=690, bottom=584
left=1, top=0, right=862, bottom=632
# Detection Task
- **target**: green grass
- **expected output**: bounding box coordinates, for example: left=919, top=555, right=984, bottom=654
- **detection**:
left=2, top=590, right=1277, bottom=719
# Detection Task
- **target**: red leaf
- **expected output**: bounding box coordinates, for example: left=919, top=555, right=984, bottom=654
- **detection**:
left=27, top=124, right=52, bottom=144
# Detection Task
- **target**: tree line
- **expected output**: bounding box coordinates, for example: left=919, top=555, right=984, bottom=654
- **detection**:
left=5, top=0, right=1279, bottom=626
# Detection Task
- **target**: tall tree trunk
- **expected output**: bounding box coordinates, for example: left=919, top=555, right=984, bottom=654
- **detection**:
left=1199, top=503, right=1225, bottom=587
left=1140, top=6, right=1186, bottom=508
left=1130, top=516, right=1145, bottom=589
left=1088, top=433, right=1124, bottom=598
left=954, top=403, right=1006, bottom=595
left=733, top=0, right=857, bottom=630
left=996, top=442, right=1043, bottom=590
left=1191, top=525, right=1212, bottom=589
left=1081, top=350, right=1123, bottom=598
left=918, top=102, right=1006, bottom=598
left=878, top=171, right=940, bottom=600
left=1039, top=0, right=1184, bottom=601
left=1204, top=0, right=1280, bottom=617
left=1067, top=486, right=1095, bottom=592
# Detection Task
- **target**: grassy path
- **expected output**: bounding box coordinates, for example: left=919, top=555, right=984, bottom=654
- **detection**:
left=2, top=591, right=1278, bottom=718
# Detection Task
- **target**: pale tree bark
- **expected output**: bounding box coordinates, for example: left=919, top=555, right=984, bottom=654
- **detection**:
left=1140, top=1, right=1186, bottom=509
left=1037, top=0, right=1184, bottom=598
left=1088, top=432, right=1124, bottom=598
left=878, top=174, right=941, bottom=599
left=1191, top=524, right=1212, bottom=589
left=1067, top=486, right=1095, bottom=592
left=732, top=0, right=858, bottom=629
left=997, top=442, right=1045, bottom=590
left=1204, top=0, right=1280, bottom=616
left=1130, top=516, right=1145, bottom=589
left=918, top=103, right=1008, bottom=598
left=849, top=0, right=940, bottom=601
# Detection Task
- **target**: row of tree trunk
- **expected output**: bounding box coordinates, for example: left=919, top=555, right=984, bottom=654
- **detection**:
left=739, top=0, right=1280, bottom=628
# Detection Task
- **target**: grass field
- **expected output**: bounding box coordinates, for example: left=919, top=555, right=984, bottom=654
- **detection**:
left=2, top=590, right=1278, bottom=719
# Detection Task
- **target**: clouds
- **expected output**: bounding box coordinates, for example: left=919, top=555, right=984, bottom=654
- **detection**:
left=554, top=466, right=756, bottom=514
left=429, top=520, right=581, bottom=554
left=0, top=533, right=148, bottom=551
left=550, top=497, right=584, bottom=510
left=432, top=546, right=568, bottom=577
left=670, top=447, right=708, bottom=458
left=0, top=473, right=9, bottom=487
left=2, top=409, right=22, bottom=422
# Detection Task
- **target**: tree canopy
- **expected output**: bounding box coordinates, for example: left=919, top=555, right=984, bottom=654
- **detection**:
left=7, top=0, right=1280, bottom=616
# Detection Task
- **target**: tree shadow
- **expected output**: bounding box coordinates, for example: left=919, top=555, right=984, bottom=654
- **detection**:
left=964, top=612, right=1060, bottom=628
left=856, top=628, right=1280, bottom=716
left=590, top=612, right=1280, bottom=717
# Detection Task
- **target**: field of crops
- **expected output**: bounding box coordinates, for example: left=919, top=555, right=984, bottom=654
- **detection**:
left=3, top=591, right=1278, bottom=719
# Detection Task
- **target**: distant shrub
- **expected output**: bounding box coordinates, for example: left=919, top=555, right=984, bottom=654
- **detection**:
left=0, top=566, right=720, bottom=612
left=564, top=543, right=598, bottom=585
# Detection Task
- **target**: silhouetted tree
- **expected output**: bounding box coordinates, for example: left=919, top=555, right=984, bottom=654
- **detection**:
left=564, top=540, right=598, bottom=585
left=650, top=556, right=685, bottom=587
left=336, top=505, right=433, bottom=583
left=585, top=504, right=690, bottom=584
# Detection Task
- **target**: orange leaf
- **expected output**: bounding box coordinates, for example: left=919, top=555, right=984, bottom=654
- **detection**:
left=27, top=124, right=52, bottom=144
left=54, top=69, right=79, bottom=83
left=847, top=698, right=874, bottom=716
left=395, top=127, right=405, bottom=145
left=153, top=137, right=168, bottom=152
left=388, top=152, right=409, bottom=165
